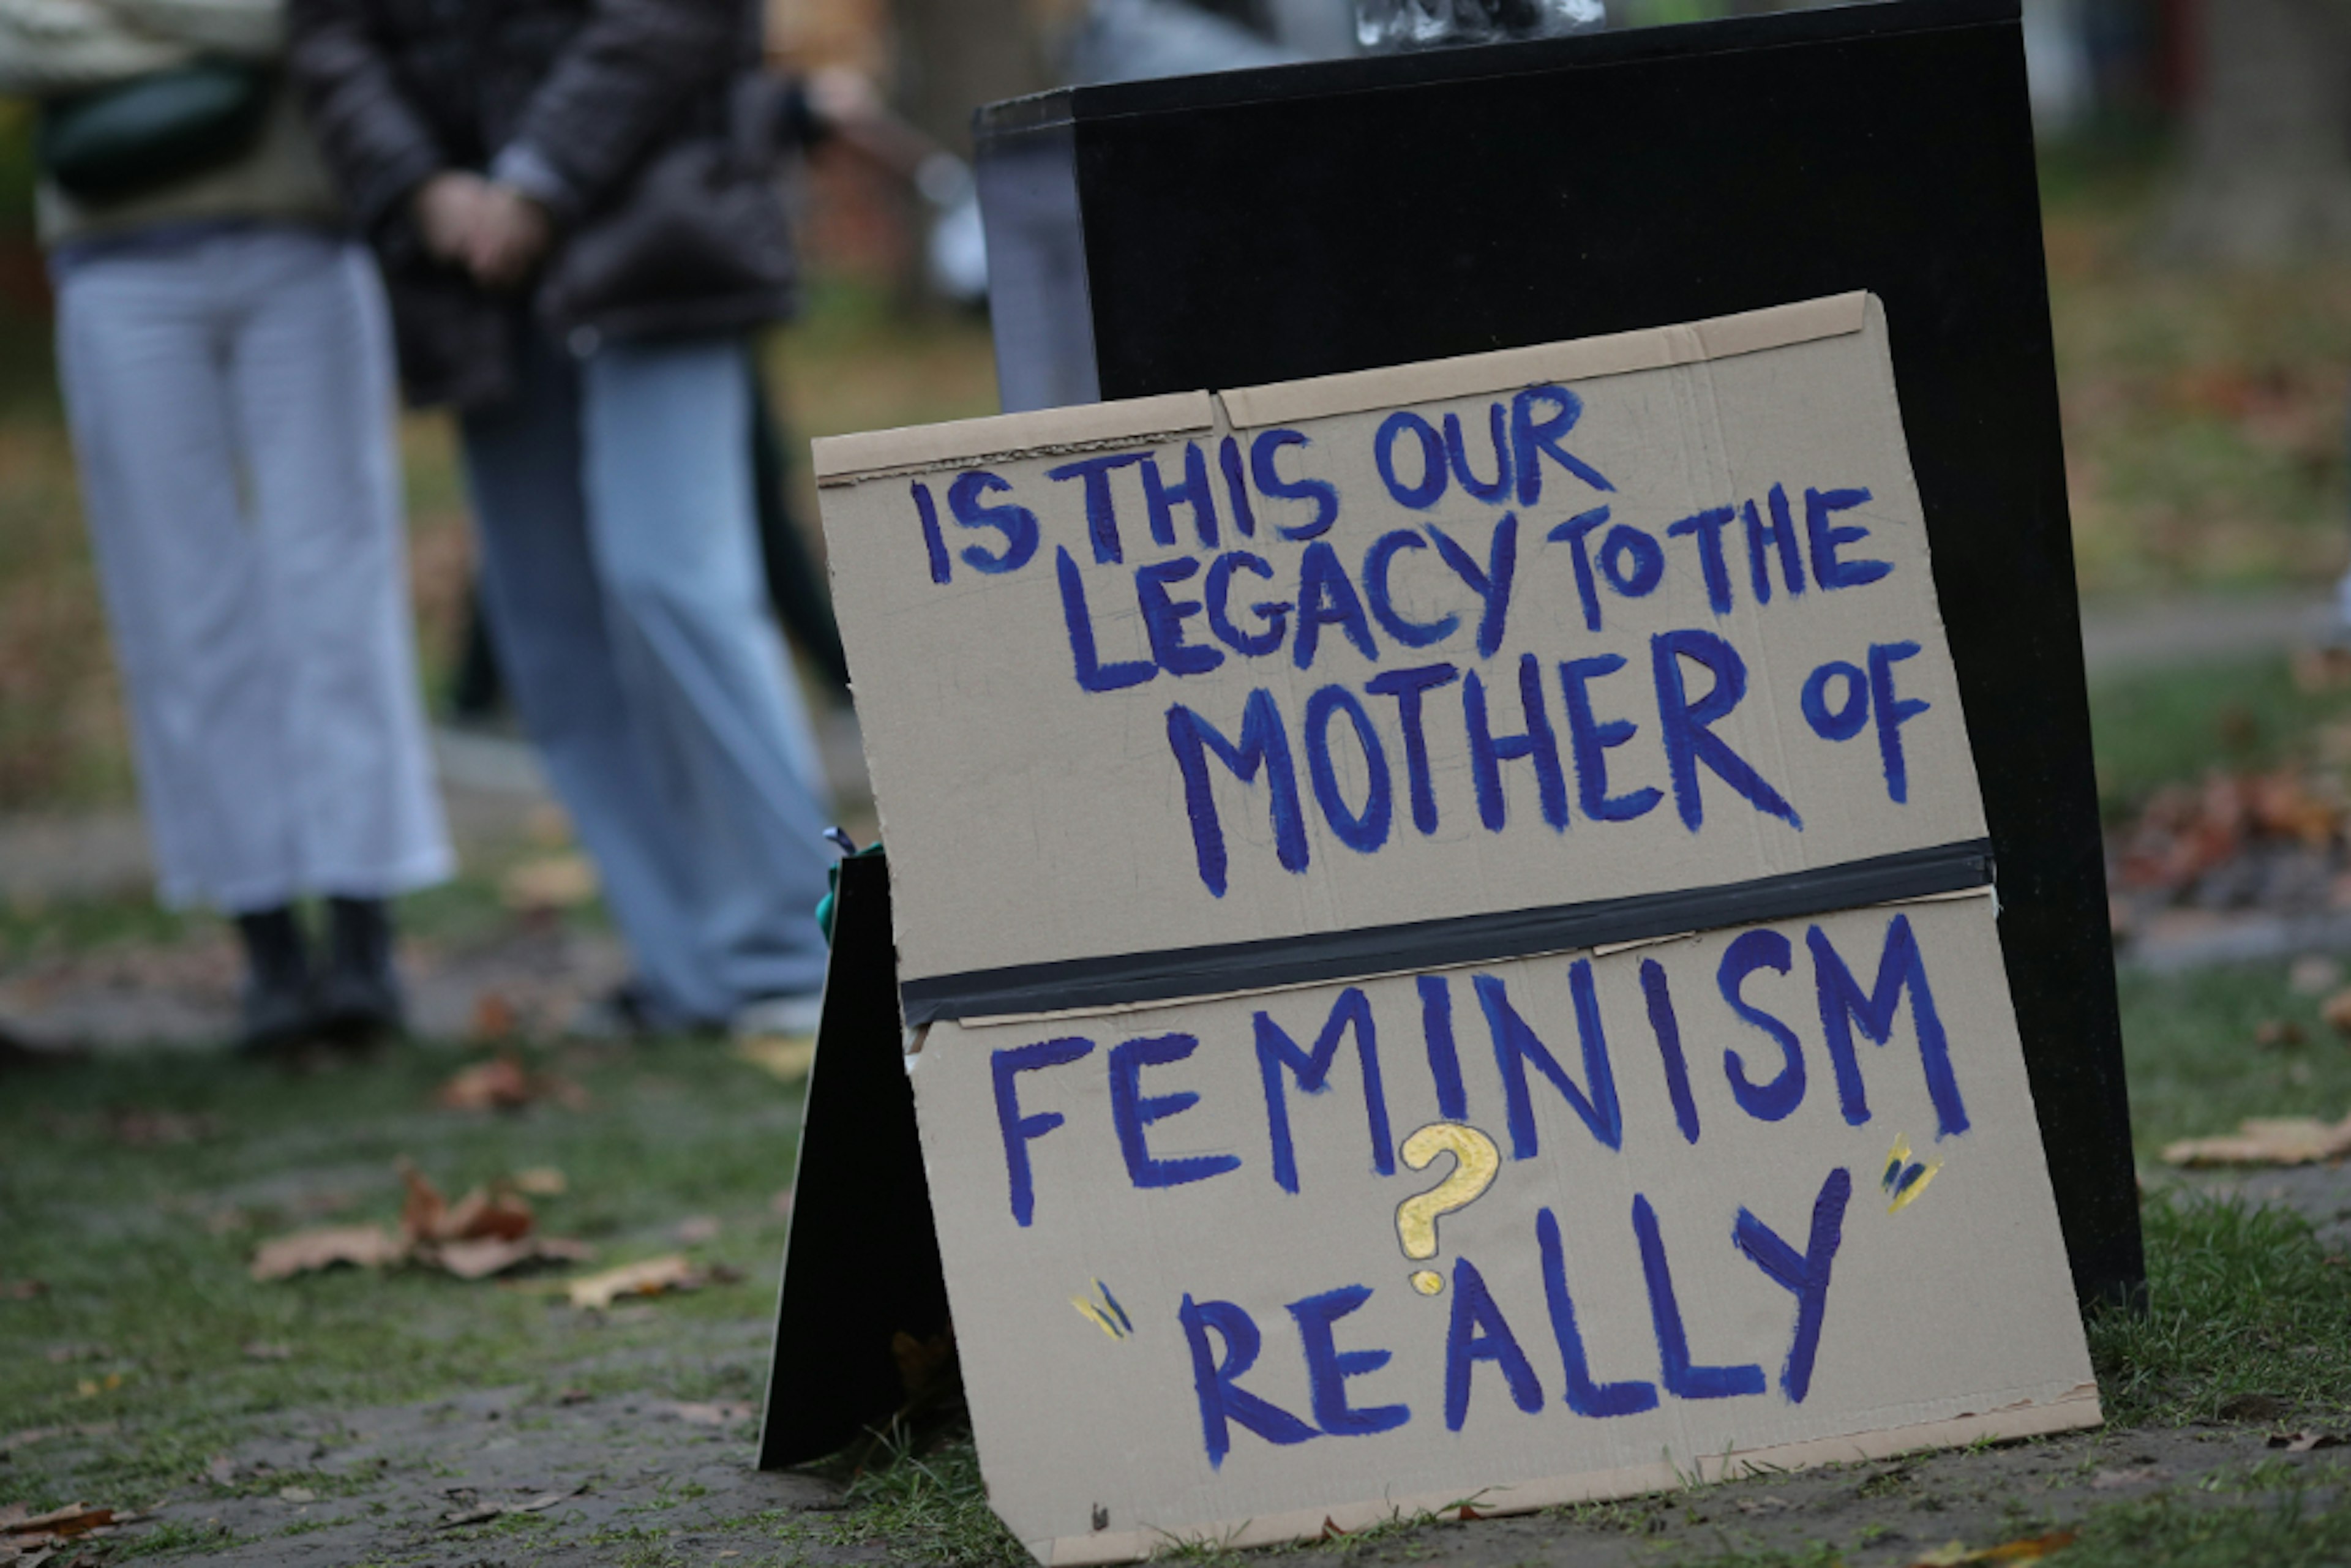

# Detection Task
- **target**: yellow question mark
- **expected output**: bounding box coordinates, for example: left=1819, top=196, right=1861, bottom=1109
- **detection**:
left=1393, top=1122, right=1503, bottom=1296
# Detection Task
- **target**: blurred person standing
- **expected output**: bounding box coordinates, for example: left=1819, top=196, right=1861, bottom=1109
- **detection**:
left=0, top=0, right=452, bottom=1049
left=285, top=0, right=837, bottom=1038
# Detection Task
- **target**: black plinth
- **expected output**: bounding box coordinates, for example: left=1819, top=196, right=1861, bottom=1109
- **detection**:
left=974, top=0, right=2142, bottom=1310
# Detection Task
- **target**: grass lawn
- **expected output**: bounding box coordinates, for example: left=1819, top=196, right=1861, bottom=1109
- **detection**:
left=11, top=139, right=2351, bottom=1564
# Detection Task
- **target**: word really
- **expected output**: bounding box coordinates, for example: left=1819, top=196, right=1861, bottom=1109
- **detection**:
left=1177, top=1168, right=1852, bottom=1465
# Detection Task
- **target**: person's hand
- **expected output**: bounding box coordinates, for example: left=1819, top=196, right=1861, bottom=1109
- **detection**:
left=462, top=184, right=553, bottom=290
left=806, top=65, right=883, bottom=133
left=412, top=171, right=490, bottom=265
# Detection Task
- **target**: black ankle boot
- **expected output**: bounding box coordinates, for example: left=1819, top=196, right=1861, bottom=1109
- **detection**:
left=316, top=897, right=405, bottom=1041
left=235, top=906, right=314, bottom=1053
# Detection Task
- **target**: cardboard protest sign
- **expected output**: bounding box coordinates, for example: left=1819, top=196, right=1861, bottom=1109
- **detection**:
left=816, top=294, right=1990, bottom=1024
left=811, top=293, right=2096, bottom=1562
left=913, top=892, right=2094, bottom=1563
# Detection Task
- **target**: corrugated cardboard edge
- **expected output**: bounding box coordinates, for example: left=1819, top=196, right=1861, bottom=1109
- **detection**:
left=813, top=293, right=1864, bottom=484
left=1031, top=1384, right=2102, bottom=1566
left=813, top=391, right=1217, bottom=485
left=1220, top=291, right=1870, bottom=429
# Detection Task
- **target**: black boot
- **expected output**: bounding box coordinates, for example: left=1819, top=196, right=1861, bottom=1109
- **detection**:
left=235, top=906, right=314, bottom=1054
left=316, top=897, right=406, bottom=1042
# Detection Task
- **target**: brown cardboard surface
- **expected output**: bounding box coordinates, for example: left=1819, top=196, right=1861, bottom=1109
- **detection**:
left=911, top=894, right=2095, bottom=1561
left=817, top=294, right=1986, bottom=993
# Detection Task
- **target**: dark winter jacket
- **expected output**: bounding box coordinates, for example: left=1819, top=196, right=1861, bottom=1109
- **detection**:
left=286, top=0, right=809, bottom=408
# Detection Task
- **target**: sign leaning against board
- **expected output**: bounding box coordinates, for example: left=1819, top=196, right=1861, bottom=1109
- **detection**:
left=812, top=294, right=2098, bottom=1566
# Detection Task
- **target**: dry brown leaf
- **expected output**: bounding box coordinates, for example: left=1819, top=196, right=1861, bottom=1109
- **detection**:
left=659, top=1399, right=756, bottom=1426
left=673, top=1215, right=720, bottom=1245
left=2291, top=956, right=2344, bottom=996
left=2162, top=1114, right=2351, bottom=1167
left=0, top=1280, right=46, bottom=1300
left=2, top=1504, right=116, bottom=1539
left=1905, top=1532, right=2075, bottom=1567
left=512, top=1166, right=567, bottom=1196
left=433, top=1234, right=593, bottom=1281
left=737, top=1035, right=816, bottom=1081
left=2090, top=1464, right=2164, bottom=1488
left=1, top=1424, right=111, bottom=1457
left=249, top=1224, right=407, bottom=1281
left=2269, top=1429, right=2345, bottom=1452
left=500, top=852, right=598, bottom=912
left=470, top=991, right=517, bottom=1042
left=566, top=1254, right=701, bottom=1311
left=398, top=1161, right=533, bottom=1244
left=399, top=1158, right=448, bottom=1239
left=2323, top=989, right=2351, bottom=1037
left=438, top=1186, right=534, bottom=1244
left=2257, top=1018, right=2308, bottom=1049
left=435, top=1054, right=587, bottom=1114
left=437, top=1487, right=580, bottom=1528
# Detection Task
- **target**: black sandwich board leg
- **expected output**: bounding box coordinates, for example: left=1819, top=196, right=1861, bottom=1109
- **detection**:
left=757, top=850, right=953, bottom=1468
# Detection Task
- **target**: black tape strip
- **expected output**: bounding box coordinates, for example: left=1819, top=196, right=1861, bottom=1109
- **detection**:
left=901, top=839, right=1995, bottom=1026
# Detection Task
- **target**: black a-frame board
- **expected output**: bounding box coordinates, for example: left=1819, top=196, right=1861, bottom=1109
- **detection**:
left=757, top=851, right=951, bottom=1468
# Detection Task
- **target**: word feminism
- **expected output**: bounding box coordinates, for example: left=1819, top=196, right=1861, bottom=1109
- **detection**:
left=898, top=386, right=1932, bottom=896
left=988, top=910, right=1963, bottom=1229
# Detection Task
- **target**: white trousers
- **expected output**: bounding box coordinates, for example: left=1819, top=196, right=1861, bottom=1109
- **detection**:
left=54, top=227, right=452, bottom=912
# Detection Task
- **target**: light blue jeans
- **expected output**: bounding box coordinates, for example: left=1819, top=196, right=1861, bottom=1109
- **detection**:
left=460, top=330, right=833, bottom=1025
left=54, top=226, right=452, bottom=912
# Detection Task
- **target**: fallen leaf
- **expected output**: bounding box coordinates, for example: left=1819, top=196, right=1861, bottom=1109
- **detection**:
left=278, top=1487, right=315, bottom=1503
left=2219, top=1392, right=2293, bottom=1423
left=249, top=1224, right=407, bottom=1282
left=437, top=1487, right=580, bottom=1527
left=204, top=1454, right=240, bottom=1486
left=513, top=1166, right=567, bottom=1196
left=433, top=1234, right=593, bottom=1281
left=399, top=1160, right=533, bottom=1244
left=673, top=1215, right=720, bottom=1245
left=2090, top=1464, right=2164, bottom=1488
left=555, top=1387, right=593, bottom=1405
left=0, top=1280, right=46, bottom=1300
left=566, top=1254, right=702, bottom=1311
left=2291, top=956, right=2343, bottom=996
left=240, top=1341, right=293, bottom=1362
left=2, top=1504, right=116, bottom=1539
left=659, top=1400, right=756, bottom=1427
left=1, top=1424, right=113, bottom=1456
left=435, top=1053, right=586, bottom=1114
left=470, top=991, right=517, bottom=1042
left=2161, top=1114, right=2351, bottom=1168
left=2257, top=1018, right=2308, bottom=1049
left=892, top=1330, right=956, bottom=1399
left=500, top=852, right=597, bottom=912
left=737, top=1035, right=816, bottom=1081
left=1906, top=1532, right=2075, bottom=1567
left=2269, top=1430, right=2346, bottom=1452
left=2325, top=989, right=2351, bottom=1037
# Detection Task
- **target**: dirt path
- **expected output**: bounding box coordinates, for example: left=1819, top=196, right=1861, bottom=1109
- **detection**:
left=12, top=1395, right=2341, bottom=1567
